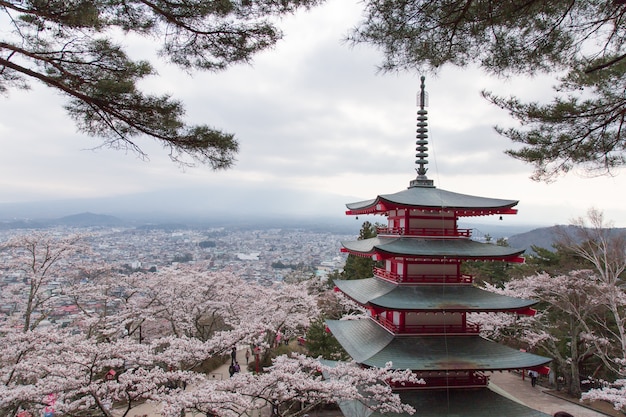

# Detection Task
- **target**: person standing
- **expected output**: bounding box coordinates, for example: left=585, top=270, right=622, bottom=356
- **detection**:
left=230, top=346, right=237, bottom=365
left=245, top=349, right=250, bottom=364
left=529, top=370, right=538, bottom=387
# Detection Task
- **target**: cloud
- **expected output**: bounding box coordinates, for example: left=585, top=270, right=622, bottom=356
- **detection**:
left=1, top=0, right=625, bottom=228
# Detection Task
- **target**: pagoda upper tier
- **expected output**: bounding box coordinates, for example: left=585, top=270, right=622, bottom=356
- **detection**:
left=345, top=186, right=518, bottom=217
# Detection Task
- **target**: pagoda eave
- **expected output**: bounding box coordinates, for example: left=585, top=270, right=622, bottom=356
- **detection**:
left=455, top=207, right=518, bottom=217
left=373, top=251, right=525, bottom=264
left=341, top=237, right=525, bottom=261
left=326, top=319, right=551, bottom=372
left=341, top=247, right=524, bottom=264
left=334, top=278, right=538, bottom=312
left=366, top=304, right=537, bottom=314
left=345, top=188, right=519, bottom=216
left=339, top=387, right=553, bottom=417
left=346, top=206, right=519, bottom=217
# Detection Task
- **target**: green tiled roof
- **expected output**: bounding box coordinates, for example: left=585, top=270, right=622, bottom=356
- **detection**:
left=326, top=319, right=550, bottom=371
left=341, top=237, right=524, bottom=259
left=320, top=360, right=552, bottom=417
left=334, top=278, right=537, bottom=312
left=360, top=387, right=552, bottom=417
left=346, top=186, right=518, bottom=211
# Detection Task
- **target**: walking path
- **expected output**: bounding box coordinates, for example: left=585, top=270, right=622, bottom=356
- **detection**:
left=114, top=355, right=614, bottom=417
left=489, top=372, right=611, bottom=417
left=112, top=347, right=252, bottom=417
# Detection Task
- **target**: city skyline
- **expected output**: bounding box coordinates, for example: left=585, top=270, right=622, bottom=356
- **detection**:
left=1, top=0, right=625, bottom=227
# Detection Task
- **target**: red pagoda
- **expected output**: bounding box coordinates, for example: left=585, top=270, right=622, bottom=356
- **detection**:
left=326, top=77, right=552, bottom=417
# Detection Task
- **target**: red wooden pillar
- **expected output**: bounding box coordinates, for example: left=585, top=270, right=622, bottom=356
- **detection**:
left=399, top=311, right=406, bottom=332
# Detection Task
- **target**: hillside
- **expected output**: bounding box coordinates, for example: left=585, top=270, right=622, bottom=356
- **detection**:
left=507, top=226, right=566, bottom=253
left=0, top=212, right=127, bottom=230
left=507, top=225, right=626, bottom=254
left=53, top=212, right=128, bottom=227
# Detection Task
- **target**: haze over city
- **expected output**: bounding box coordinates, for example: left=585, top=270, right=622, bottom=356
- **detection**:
left=1, top=0, right=625, bottom=227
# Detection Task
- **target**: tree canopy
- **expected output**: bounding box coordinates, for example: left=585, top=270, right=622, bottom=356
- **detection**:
left=350, top=0, right=626, bottom=181
left=0, top=0, right=320, bottom=168
left=340, top=221, right=378, bottom=281
left=0, top=232, right=417, bottom=417
left=478, top=209, right=626, bottom=402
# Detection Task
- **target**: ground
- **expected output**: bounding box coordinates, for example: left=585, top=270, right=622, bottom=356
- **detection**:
left=545, top=389, right=624, bottom=417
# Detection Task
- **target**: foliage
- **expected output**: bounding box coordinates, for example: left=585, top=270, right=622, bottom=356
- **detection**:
left=0, top=232, right=90, bottom=332
left=559, top=209, right=626, bottom=409
left=339, top=221, right=379, bottom=281
left=463, top=236, right=518, bottom=288
left=0, top=232, right=416, bottom=417
left=1, top=0, right=321, bottom=167
left=172, top=252, right=193, bottom=263
left=198, top=241, right=217, bottom=249
left=168, top=354, right=419, bottom=417
left=324, top=269, right=342, bottom=289
left=491, top=270, right=604, bottom=398
left=304, top=318, right=350, bottom=361
left=349, top=0, right=626, bottom=180
left=505, top=242, right=593, bottom=284
left=479, top=209, right=626, bottom=402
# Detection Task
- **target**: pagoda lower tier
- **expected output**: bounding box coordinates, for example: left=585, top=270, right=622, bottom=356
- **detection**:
left=326, top=319, right=550, bottom=376
left=337, top=386, right=553, bottom=417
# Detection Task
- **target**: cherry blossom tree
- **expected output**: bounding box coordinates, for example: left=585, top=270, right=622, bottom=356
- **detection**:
left=556, top=209, right=626, bottom=370
left=490, top=271, right=605, bottom=397
left=163, top=354, right=419, bottom=417
left=476, top=209, right=626, bottom=402
left=0, top=325, right=206, bottom=417
left=0, top=232, right=90, bottom=332
left=1, top=232, right=418, bottom=417
left=554, top=209, right=626, bottom=410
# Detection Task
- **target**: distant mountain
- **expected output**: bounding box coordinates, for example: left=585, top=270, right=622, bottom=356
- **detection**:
left=0, top=185, right=357, bottom=223
left=53, top=212, right=127, bottom=227
left=507, top=225, right=626, bottom=254
left=0, top=209, right=363, bottom=233
left=507, top=226, right=565, bottom=253
left=0, top=212, right=127, bottom=230
left=0, top=218, right=50, bottom=230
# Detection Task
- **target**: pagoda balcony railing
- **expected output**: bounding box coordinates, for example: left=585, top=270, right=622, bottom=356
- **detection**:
left=376, top=226, right=472, bottom=238
left=374, top=267, right=473, bottom=284
left=390, top=373, right=488, bottom=389
left=375, top=316, right=480, bottom=335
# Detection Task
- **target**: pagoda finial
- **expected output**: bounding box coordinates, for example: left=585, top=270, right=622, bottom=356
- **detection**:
left=409, top=76, right=434, bottom=188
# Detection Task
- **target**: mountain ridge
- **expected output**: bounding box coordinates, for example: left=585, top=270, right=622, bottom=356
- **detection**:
left=3, top=208, right=623, bottom=254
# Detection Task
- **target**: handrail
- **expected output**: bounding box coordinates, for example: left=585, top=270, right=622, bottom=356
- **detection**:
left=376, top=226, right=472, bottom=237
left=373, top=267, right=473, bottom=284
left=390, top=373, right=488, bottom=389
left=374, top=316, right=480, bottom=334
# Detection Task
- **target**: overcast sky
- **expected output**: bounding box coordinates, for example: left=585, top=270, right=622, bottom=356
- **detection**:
left=1, top=0, right=625, bottom=227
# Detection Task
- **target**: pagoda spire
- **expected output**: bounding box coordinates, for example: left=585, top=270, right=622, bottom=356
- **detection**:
left=409, top=76, right=434, bottom=188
